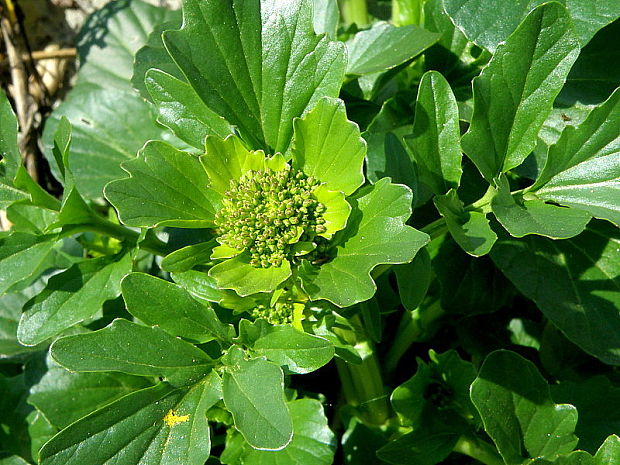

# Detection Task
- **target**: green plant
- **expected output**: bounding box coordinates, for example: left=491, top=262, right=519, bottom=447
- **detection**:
left=0, top=0, right=619, bottom=464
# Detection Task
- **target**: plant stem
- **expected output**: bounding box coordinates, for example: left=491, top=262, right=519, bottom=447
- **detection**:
left=336, top=340, right=391, bottom=425
left=453, top=436, right=504, bottom=465
left=62, top=215, right=170, bottom=256
left=339, top=0, right=369, bottom=27
left=334, top=314, right=390, bottom=425
left=385, top=299, right=444, bottom=374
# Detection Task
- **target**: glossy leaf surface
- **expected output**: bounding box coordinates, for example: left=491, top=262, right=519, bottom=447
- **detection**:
left=461, top=3, right=579, bottom=182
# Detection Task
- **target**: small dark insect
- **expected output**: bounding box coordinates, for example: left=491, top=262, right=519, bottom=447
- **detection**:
left=561, top=114, right=572, bottom=121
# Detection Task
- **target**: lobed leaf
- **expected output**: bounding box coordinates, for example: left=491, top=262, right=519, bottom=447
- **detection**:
left=291, top=97, right=366, bottom=196
left=300, top=179, right=429, bottom=306
left=105, top=141, right=218, bottom=228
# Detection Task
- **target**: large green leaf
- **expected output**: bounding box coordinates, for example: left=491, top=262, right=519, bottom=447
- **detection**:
left=145, top=69, right=233, bottom=149
left=50, top=319, right=213, bottom=387
left=460, top=3, right=579, bottom=182
left=491, top=221, right=620, bottom=365
left=406, top=71, right=462, bottom=195
left=532, top=88, right=620, bottom=226
left=433, top=189, right=497, bottom=256
left=300, top=179, right=429, bottom=306
left=470, top=350, right=578, bottom=464
left=345, top=22, right=440, bottom=75
left=491, top=175, right=591, bottom=239
left=105, top=140, right=218, bottom=228
left=252, top=325, right=334, bottom=374
left=39, top=375, right=221, bottom=465
left=163, top=0, right=345, bottom=152
left=223, top=398, right=336, bottom=465
left=291, top=97, right=366, bottom=196
left=17, top=253, right=132, bottom=346
left=121, top=272, right=234, bottom=344
left=28, top=356, right=150, bottom=429
left=42, top=1, right=181, bottom=199
left=0, top=233, right=59, bottom=295
left=443, top=0, right=620, bottom=51
left=222, top=353, right=293, bottom=450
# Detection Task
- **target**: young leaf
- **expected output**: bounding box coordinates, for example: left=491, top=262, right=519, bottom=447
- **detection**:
left=17, top=253, right=132, bottom=346
left=345, top=22, right=440, bottom=75
left=491, top=175, right=591, bottom=239
left=252, top=325, right=334, bottom=374
left=491, top=221, right=620, bottom=365
left=161, top=240, right=216, bottom=272
left=50, top=319, right=213, bottom=387
left=209, top=254, right=292, bottom=297
left=532, top=88, right=620, bottom=226
left=28, top=357, right=151, bottom=429
left=39, top=375, right=222, bottom=465
left=391, top=350, right=478, bottom=428
left=406, top=71, right=462, bottom=195
left=470, top=350, right=578, bottom=464
left=461, top=3, right=580, bottom=182
left=222, top=354, right=293, bottom=450
left=163, top=0, right=346, bottom=152
left=291, top=97, right=366, bottom=196
left=121, top=272, right=234, bottom=344
left=433, top=189, right=497, bottom=256
left=105, top=141, right=218, bottom=228
left=223, top=398, right=336, bottom=465
left=300, top=179, right=430, bottom=307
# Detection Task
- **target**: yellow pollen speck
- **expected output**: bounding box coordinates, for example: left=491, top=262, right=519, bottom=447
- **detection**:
left=163, top=409, right=190, bottom=427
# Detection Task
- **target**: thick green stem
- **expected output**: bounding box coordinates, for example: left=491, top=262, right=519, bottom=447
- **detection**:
left=62, top=215, right=170, bottom=256
left=385, top=299, right=444, bottom=374
left=336, top=340, right=391, bottom=425
left=334, top=314, right=390, bottom=425
left=453, top=436, right=504, bottom=465
left=339, top=0, right=369, bottom=27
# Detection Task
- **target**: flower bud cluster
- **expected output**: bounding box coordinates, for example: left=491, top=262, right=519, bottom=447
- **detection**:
left=251, top=303, right=294, bottom=325
left=215, top=166, right=327, bottom=268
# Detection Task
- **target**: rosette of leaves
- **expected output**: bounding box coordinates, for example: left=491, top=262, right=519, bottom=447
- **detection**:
left=106, top=97, right=429, bottom=312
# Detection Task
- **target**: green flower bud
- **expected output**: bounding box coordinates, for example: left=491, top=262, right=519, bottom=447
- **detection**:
left=214, top=166, right=327, bottom=269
